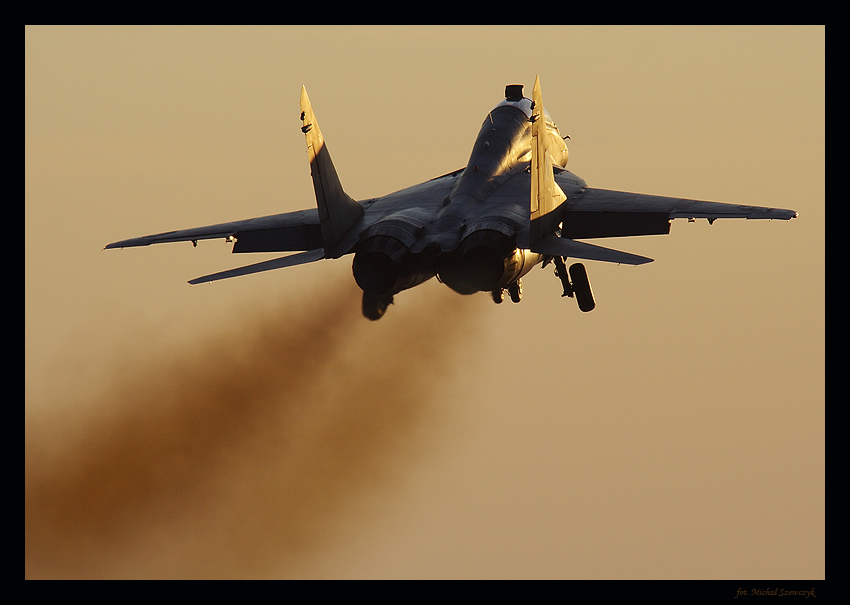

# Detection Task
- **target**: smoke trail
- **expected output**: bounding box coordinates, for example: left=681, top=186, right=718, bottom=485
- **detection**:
left=25, top=277, right=482, bottom=579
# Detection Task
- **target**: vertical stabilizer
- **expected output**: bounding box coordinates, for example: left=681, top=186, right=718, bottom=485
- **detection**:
left=529, top=75, right=567, bottom=245
left=300, top=86, right=364, bottom=257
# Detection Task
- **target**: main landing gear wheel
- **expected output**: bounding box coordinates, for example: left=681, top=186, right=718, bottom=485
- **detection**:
left=569, top=263, right=595, bottom=312
left=491, top=280, right=522, bottom=304
left=508, top=279, right=522, bottom=303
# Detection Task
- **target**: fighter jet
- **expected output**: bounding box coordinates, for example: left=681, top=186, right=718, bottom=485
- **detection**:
left=106, top=76, right=797, bottom=319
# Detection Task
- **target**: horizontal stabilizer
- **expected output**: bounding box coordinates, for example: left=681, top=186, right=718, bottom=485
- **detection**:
left=531, top=235, right=653, bottom=265
left=188, top=248, right=324, bottom=285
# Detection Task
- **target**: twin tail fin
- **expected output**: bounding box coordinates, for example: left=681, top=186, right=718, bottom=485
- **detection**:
left=300, top=86, right=364, bottom=257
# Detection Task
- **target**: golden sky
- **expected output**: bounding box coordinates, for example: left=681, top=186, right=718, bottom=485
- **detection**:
left=26, top=26, right=824, bottom=579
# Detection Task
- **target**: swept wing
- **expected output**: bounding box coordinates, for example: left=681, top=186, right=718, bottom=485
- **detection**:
left=104, top=209, right=322, bottom=253
left=551, top=182, right=796, bottom=242
left=568, top=187, right=796, bottom=224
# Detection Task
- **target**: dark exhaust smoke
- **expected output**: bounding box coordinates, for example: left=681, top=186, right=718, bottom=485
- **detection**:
left=25, top=277, right=481, bottom=579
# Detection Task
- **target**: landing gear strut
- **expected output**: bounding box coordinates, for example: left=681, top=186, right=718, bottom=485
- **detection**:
left=553, top=256, right=573, bottom=298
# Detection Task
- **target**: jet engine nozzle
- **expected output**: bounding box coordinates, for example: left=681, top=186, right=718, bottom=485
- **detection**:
left=438, top=230, right=513, bottom=295
left=438, top=229, right=544, bottom=295
left=352, top=235, right=436, bottom=299
left=352, top=235, right=408, bottom=295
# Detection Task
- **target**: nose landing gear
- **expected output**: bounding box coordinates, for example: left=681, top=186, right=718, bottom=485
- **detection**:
left=508, top=280, right=522, bottom=303
left=491, top=279, right=523, bottom=304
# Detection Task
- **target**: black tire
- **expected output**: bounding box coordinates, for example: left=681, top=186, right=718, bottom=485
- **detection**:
left=569, top=263, right=595, bottom=312
left=362, top=292, right=393, bottom=320
left=508, top=280, right=522, bottom=303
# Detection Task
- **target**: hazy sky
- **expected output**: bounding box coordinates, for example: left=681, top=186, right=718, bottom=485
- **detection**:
left=26, top=26, right=824, bottom=579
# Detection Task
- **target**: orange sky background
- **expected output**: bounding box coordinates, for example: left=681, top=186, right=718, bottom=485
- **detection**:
left=26, top=26, right=824, bottom=579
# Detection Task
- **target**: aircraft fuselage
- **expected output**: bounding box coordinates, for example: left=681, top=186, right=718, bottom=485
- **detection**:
left=352, top=90, right=570, bottom=304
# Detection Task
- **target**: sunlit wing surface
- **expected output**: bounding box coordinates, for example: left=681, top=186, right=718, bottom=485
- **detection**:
left=106, top=77, right=796, bottom=319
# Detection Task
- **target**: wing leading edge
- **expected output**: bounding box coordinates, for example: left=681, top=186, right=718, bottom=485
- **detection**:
left=105, top=209, right=326, bottom=285
left=550, top=183, right=796, bottom=245
left=104, top=209, right=322, bottom=252
left=569, top=188, right=797, bottom=223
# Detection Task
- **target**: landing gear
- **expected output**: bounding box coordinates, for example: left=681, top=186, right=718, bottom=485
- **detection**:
left=553, top=257, right=595, bottom=312
left=508, top=280, right=522, bottom=303
left=362, top=292, right=393, bottom=320
left=490, top=279, right=522, bottom=304
left=553, top=256, right=573, bottom=298
left=569, top=263, right=595, bottom=312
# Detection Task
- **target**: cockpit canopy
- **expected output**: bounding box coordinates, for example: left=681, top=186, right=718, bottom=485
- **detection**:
left=496, top=84, right=557, bottom=128
left=496, top=84, right=568, bottom=168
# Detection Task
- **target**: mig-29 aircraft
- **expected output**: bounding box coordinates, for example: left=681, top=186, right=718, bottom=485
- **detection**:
left=106, top=76, right=797, bottom=319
